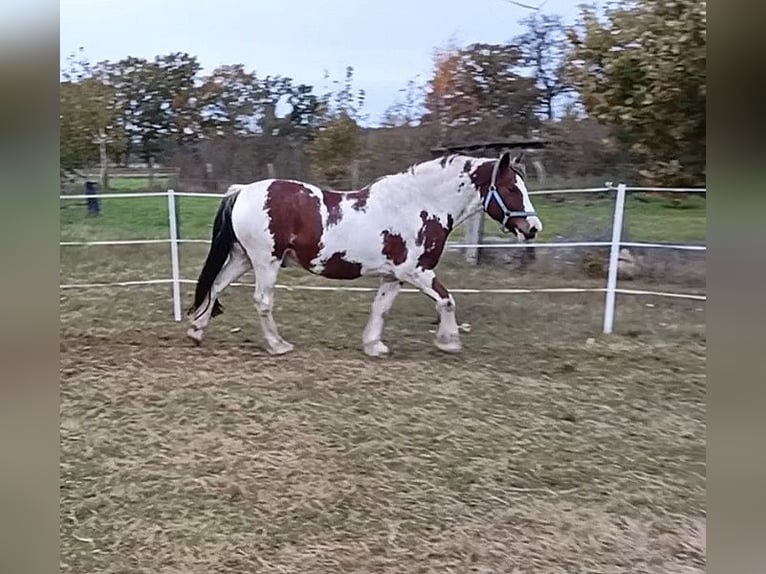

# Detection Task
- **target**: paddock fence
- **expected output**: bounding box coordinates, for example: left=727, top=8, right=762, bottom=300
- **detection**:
left=60, top=183, right=706, bottom=334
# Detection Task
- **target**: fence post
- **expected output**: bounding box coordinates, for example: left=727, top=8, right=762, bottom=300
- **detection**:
left=602, top=182, right=627, bottom=334
left=463, top=211, right=485, bottom=265
left=351, top=159, right=360, bottom=189
left=167, top=188, right=182, bottom=322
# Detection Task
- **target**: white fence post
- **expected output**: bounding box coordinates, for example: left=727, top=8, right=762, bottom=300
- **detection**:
left=167, top=188, right=182, bottom=321
left=602, top=183, right=627, bottom=334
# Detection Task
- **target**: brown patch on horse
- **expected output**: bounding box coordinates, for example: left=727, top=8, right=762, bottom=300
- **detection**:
left=264, top=180, right=323, bottom=269
left=416, top=210, right=451, bottom=270
left=321, top=190, right=343, bottom=226
left=469, top=160, right=495, bottom=195
left=349, top=187, right=370, bottom=212
left=381, top=231, right=407, bottom=265
left=321, top=251, right=363, bottom=279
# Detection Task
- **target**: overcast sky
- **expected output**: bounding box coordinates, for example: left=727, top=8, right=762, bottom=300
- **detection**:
left=60, top=0, right=583, bottom=125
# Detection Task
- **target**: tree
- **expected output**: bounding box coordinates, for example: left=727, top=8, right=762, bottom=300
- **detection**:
left=515, top=13, right=571, bottom=120
left=423, top=42, right=540, bottom=143
left=285, top=83, right=323, bottom=139
left=60, top=50, right=124, bottom=173
left=156, top=52, right=203, bottom=148
left=424, top=42, right=468, bottom=143
left=103, top=53, right=201, bottom=164
left=566, top=0, right=706, bottom=185
left=382, top=77, right=427, bottom=127
left=307, top=66, right=366, bottom=187
left=196, top=64, right=261, bottom=136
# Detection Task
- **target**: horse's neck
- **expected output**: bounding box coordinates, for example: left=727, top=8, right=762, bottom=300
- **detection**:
left=410, top=156, right=483, bottom=225
left=367, top=156, right=486, bottom=225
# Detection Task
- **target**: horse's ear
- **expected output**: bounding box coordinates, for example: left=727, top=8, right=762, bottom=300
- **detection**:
left=498, top=151, right=512, bottom=173
left=513, top=151, right=525, bottom=165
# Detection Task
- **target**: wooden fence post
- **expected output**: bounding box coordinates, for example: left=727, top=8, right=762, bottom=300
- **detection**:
left=464, top=211, right=485, bottom=265
left=351, top=159, right=360, bottom=189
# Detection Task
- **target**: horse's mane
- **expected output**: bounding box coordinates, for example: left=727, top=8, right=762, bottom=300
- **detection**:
left=362, top=153, right=478, bottom=193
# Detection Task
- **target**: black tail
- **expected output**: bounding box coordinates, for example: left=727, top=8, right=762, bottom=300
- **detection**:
left=188, top=189, right=241, bottom=319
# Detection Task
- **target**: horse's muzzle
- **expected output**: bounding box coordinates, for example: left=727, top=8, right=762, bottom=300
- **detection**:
left=524, top=226, right=538, bottom=240
left=509, top=217, right=538, bottom=240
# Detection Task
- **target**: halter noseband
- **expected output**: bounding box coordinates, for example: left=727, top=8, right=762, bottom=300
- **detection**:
left=482, top=159, right=537, bottom=230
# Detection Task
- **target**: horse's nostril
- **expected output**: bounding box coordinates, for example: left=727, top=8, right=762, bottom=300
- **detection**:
left=527, top=227, right=538, bottom=239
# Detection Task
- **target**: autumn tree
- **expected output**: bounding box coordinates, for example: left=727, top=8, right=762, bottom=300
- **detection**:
left=566, top=0, right=706, bottom=185
left=424, top=42, right=540, bottom=143
left=425, top=42, right=466, bottom=144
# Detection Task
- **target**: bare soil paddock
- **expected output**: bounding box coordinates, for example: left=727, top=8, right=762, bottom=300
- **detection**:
left=60, top=249, right=706, bottom=573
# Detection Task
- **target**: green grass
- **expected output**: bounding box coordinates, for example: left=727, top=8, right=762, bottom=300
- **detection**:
left=60, top=196, right=221, bottom=241
left=525, top=193, right=706, bottom=243
left=107, top=176, right=171, bottom=191
left=60, top=191, right=706, bottom=244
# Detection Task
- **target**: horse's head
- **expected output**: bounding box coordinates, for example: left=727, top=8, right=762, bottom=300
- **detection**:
left=472, top=151, right=542, bottom=241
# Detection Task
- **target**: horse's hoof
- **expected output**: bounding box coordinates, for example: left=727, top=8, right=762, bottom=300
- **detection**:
left=435, top=338, right=462, bottom=354
left=364, top=341, right=389, bottom=357
left=187, top=327, right=204, bottom=346
left=267, top=341, right=294, bottom=356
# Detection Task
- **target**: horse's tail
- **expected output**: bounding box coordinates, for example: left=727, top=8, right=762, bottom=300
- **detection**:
left=188, top=187, right=241, bottom=319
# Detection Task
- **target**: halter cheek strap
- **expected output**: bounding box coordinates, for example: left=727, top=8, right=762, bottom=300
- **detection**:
left=483, top=160, right=537, bottom=229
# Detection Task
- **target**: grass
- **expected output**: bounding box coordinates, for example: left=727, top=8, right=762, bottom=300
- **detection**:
left=60, top=190, right=706, bottom=244
left=529, top=193, right=706, bottom=243
left=60, top=195, right=221, bottom=241
left=108, top=176, right=171, bottom=191
left=60, top=248, right=706, bottom=572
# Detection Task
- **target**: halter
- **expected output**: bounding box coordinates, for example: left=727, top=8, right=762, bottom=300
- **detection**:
left=482, top=160, right=537, bottom=231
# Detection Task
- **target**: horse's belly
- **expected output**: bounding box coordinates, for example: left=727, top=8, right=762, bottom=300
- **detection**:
left=314, top=224, right=391, bottom=279
left=316, top=252, right=364, bottom=280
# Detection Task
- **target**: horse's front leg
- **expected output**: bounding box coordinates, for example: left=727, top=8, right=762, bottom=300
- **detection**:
left=403, top=269, right=462, bottom=354
left=362, top=278, right=402, bottom=357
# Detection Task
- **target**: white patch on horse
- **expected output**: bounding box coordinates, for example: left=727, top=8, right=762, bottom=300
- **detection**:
left=515, top=172, right=543, bottom=234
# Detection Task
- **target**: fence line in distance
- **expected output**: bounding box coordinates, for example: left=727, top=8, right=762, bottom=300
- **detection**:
left=59, top=183, right=707, bottom=331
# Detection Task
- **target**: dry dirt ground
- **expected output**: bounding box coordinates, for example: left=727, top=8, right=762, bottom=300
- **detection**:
left=60, top=251, right=706, bottom=573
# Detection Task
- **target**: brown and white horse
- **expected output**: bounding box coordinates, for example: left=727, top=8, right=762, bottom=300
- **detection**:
left=186, top=151, right=541, bottom=356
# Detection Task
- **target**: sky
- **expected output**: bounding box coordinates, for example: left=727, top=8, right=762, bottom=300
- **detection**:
left=59, top=0, right=583, bottom=126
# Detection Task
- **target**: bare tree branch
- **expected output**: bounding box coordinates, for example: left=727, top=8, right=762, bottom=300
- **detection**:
left=499, top=0, right=542, bottom=11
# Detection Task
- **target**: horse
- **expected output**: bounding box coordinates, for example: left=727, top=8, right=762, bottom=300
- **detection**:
left=186, top=150, right=542, bottom=357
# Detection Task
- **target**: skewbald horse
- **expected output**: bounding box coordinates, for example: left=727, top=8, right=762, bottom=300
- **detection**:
left=187, top=151, right=542, bottom=356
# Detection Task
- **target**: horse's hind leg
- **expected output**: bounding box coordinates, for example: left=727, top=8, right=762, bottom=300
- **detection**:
left=252, top=260, right=294, bottom=356
left=187, top=244, right=251, bottom=344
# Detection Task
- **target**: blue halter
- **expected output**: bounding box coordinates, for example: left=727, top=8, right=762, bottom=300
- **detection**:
left=483, top=160, right=537, bottom=230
